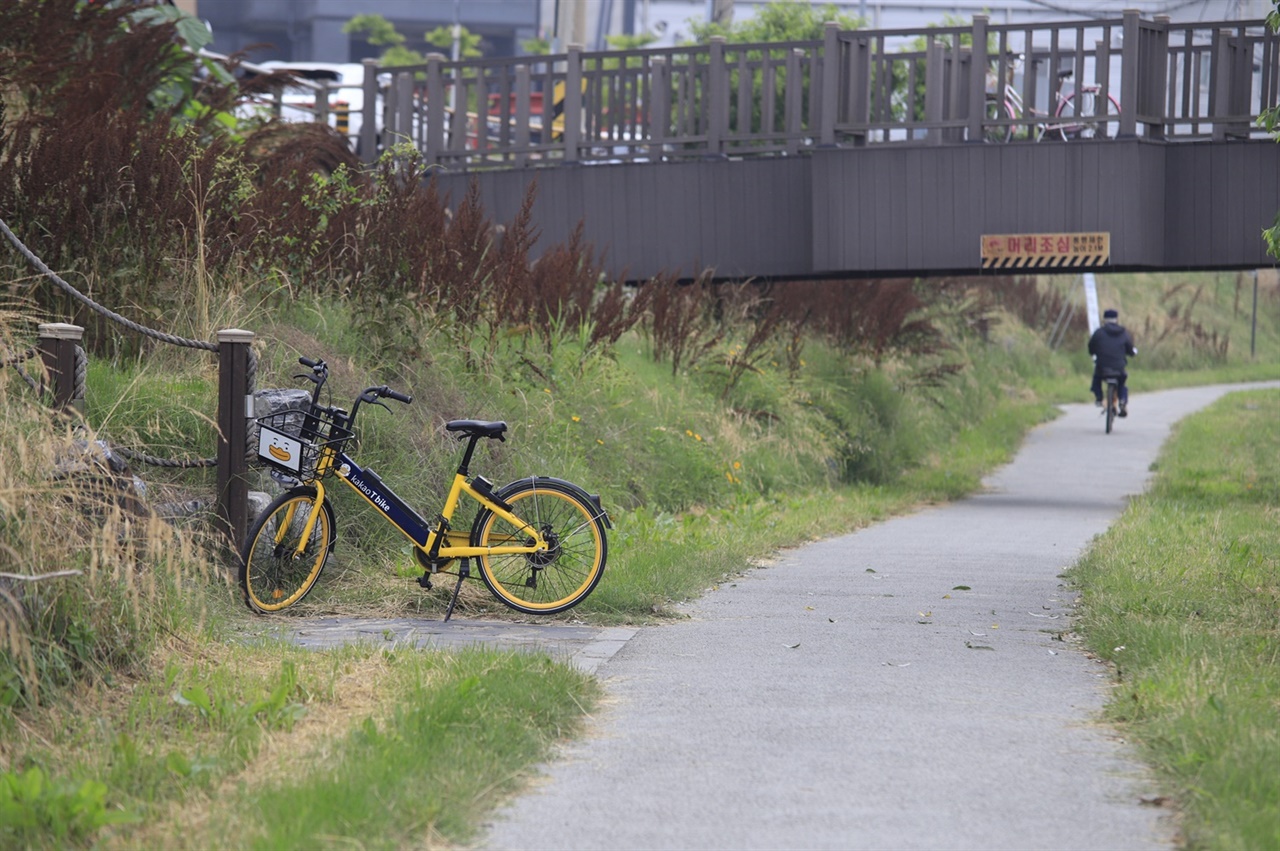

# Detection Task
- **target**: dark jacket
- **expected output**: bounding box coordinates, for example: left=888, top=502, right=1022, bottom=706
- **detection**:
left=1088, top=322, right=1137, bottom=374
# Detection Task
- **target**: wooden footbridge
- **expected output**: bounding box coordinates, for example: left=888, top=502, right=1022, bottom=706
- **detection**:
left=330, top=10, right=1280, bottom=280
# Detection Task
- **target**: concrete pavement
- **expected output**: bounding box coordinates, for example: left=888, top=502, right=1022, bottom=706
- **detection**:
left=478, top=382, right=1277, bottom=851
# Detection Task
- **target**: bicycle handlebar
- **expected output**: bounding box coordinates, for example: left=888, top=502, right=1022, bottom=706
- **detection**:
left=381, top=386, right=413, bottom=404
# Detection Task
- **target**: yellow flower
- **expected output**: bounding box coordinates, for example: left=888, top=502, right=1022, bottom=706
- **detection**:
left=572, top=416, right=581, bottom=422
left=596, top=439, right=604, bottom=445
left=685, top=429, right=693, bottom=437
left=726, top=471, right=734, bottom=482
left=733, top=461, right=742, bottom=470
left=544, top=388, right=552, bottom=394
left=694, top=433, right=702, bottom=441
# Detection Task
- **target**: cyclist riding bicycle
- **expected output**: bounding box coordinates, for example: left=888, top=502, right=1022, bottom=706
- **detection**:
left=1088, top=308, right=1137, bottom=417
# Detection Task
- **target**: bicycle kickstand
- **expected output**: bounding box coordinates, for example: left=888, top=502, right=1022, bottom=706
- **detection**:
left=444, top=558, right=469, bottom=622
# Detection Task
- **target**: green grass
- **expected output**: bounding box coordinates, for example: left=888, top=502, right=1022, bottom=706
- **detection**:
left=4, top=266, right=1278, bottom=849
left=197, top=648, right=598, bottom=850
left=1067, top=389, right=1280, bottom=850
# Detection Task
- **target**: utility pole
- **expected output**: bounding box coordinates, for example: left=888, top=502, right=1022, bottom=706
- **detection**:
left=709, top=0, right=734, bottom=26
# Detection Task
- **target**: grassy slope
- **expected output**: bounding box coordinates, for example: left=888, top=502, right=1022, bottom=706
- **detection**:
left=3, top=268, right=1278, bottom=848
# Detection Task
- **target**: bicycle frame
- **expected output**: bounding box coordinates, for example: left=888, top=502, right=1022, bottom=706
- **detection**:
left=986, top=55, right=1120, bottom=141
left=281, top=446, right=548, bottom=563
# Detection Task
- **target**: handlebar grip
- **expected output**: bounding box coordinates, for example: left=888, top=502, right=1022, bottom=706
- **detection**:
left=384, top=387, right=413, bottom=404
left=299, top=356, right=321, bottom=368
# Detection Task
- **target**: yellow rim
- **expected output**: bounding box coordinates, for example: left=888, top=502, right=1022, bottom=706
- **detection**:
left=247, top=497, right=330, bottom=611
left=477, top=488, right=603, bottom=612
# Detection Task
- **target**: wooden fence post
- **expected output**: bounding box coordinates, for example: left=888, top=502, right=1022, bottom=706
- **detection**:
left=925, top=38, right=944, bottom=145
left=707, top=37, right=727, bottom=156
left=968, top=15, right=988, bottom=142
left=1119, top=9, right=1140, bottom=138
left=37, top=323, right=83, bottom=413
left=820, top=22, right=839, bottom=146
left=515, top=64, right=531, bottom=167
left=216, top=328, right=254, bottom=556
left=426, top=54, right=446, bottom=164
left=649, top=56, right=669, bottom=159
left=849, top=34, right=871, bottom=146
left=360, top=58, right=379, bottom=163
left=565, top=44, right=583, bottom=163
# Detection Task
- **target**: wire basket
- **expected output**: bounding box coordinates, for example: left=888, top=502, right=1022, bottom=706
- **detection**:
left=253, top=407, right=353, bottom=481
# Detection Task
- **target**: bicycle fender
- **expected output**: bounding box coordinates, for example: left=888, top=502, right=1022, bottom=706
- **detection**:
left=494, top=476, right=613, bottom=530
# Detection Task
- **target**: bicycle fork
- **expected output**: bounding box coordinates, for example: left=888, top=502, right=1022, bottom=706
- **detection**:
left=275, top=480, right=328, bottom=559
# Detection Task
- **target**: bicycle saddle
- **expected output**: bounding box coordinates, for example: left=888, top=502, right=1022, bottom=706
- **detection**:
left=446, top=420, right=508, bottom=439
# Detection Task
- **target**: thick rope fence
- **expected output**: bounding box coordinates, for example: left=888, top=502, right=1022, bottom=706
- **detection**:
left=0, top=217, right=259, bottom=468
left=0, top=216, right=260, bottom=548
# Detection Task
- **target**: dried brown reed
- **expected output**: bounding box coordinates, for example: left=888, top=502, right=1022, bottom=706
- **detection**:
left=0, top=335, right=214, bottom=710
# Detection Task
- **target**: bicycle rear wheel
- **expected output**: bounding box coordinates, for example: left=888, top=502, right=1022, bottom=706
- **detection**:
left=240, top=486, right=335, bottom=613
left=983, top=97, right=1014, bottom=143
left=472, top=478, right=608, bottom=615
left=1105, top=382, right=1117, bottom=434
left=1052, top=90, right=1121, bottom=141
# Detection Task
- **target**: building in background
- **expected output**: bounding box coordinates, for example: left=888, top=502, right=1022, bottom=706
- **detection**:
left=200, top=0, right=539, bottom=63
left=194, top=0, right=1274, bottom=63
left=635, top=0, right=1274, bottom=47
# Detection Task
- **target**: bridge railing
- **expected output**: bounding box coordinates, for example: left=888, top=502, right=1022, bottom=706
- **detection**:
left=357, top=10, right=1279, bottom=169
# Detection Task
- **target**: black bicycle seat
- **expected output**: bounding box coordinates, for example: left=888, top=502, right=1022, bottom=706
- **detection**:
left=446, top=420, right=508, bottom=439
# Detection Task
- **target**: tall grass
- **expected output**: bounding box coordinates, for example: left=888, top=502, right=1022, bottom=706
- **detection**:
left=1068, top=389, right=1280, bottom=849
left=0, top=367, right=216, bottom=713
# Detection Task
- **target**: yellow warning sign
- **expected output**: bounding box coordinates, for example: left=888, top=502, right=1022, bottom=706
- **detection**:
left=981, top=232, right=1110, bottom=269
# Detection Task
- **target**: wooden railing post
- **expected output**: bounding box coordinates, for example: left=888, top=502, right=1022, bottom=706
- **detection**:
left=820, top=22, right=839, bottom=146
left=360, top=58, right=379, bottom=163
left=968, top=15, right=988, bottom=142
left=925, top=38, right=944, bottom=145
left=37, top=323, right=83, bottom=414
left=394, top=71, right=414, bottom=148
left=785, top=48, right=803, bottom=154
left=216, top=329, right=254, bottom=556
left=1212, top=28, right=1232, bottom=141
left=1146, top=16, right=1170, bottom=140
left=707, top=36, right=728, bottom=156
left=1119, top=8, right=1140, bottom=138
left=514, top=64, right=531, bottom=167
left=649, top=56, right=669, bottom=159
left=849, top=33, right=871, bottom=146
left=564, top=44, right=583, bottom=163
left=426, top=53, right=446, bottom=164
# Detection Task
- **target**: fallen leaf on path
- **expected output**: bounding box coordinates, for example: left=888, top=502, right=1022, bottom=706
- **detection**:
left=786, top=642, right=801, bottom=649
left=966, top=641, right=995, bottom=650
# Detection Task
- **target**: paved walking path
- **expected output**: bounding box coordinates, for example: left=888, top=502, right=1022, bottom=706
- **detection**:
left=478, top=383, right=1277, bottom=851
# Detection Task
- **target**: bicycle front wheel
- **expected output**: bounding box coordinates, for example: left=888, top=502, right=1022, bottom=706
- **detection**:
left=240, top=487, right=336, bottom=613
left=472, top=478, right=608, bottom=615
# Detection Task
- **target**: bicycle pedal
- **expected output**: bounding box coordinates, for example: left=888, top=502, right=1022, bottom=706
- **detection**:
left=417, top=574, right=433, bottom=590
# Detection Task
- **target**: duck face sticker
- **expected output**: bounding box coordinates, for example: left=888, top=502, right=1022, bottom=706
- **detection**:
left=258, top=426, right=303, bottom=473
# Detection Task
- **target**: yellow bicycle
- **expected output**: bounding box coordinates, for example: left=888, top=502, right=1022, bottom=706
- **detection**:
left=240, top=357, right=610, bottom=619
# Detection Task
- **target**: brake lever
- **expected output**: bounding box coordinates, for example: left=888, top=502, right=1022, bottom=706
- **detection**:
left=359, top=390, right=391, bottom=413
